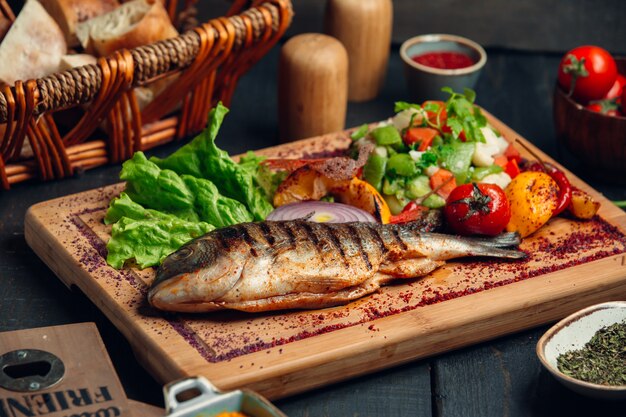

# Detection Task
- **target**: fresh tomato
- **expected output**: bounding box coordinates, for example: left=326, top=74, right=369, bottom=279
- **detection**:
left=404, top=127, right=438, bottom=150
left=429, top=168, right=457, bottom=200
left=557, top=45, right=617, bottom=102
left=493, top=155, right=509, bottom=168
left=604, top=74, right=626, bottom=99
left=585, top=99, right=620, bottom=116
left=503, top=143, right=522, bottom=163
left=504, top=158, right=520, bottom=179
left=444, top=183, right=511, bottom=236
left=622, top=86, right=626, bottom=115
left=389, top=201, right=428, bottom=224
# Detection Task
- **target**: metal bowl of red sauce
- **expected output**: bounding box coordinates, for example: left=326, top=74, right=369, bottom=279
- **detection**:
left=400, top=34, right=487, bottom=101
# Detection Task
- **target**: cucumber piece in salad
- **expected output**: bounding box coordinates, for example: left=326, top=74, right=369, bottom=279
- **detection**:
left=405, top=176, right=446, bottom=209
left=437, top=141, right=476, bottom=184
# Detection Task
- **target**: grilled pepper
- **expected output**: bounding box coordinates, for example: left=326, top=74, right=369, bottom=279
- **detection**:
left=504, top=171, right=559, bottom=238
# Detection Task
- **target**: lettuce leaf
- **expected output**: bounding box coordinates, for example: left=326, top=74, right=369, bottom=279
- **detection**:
left=150, top=103, right=274, bottom=220
left=118, top=152, right=252, bottom=228
left=106, top=216, right=214, bottom=269
left=121, top=152, right=198, bottom=222
left=105, top=102, right=276, bottom=269
left=105, top=192, right=179, bottom=224
left=238, top=151, right=288, bottom=205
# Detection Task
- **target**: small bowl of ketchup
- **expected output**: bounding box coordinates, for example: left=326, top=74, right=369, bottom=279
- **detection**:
left=400, top=34, right=487, bottom=101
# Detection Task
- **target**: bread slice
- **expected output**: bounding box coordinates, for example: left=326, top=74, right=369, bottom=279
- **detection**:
left=0, top=0, right=67, bottom=84
left=0, top=15, right=10, bottom=41
left=75, top=0, right=178, bottom=57
left=59, top=53, right=98, bottom=71
left=40, top=0, right=119, bottom=47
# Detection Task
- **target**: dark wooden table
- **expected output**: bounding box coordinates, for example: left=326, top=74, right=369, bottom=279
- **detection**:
left=2, top=46, right=626, bottom=416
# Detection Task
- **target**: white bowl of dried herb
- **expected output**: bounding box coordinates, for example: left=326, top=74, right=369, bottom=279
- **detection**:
left=537, top=301, right=626, bottom=400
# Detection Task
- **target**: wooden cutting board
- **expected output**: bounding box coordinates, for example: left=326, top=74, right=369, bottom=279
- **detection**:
left=24, top=111, right=626, bottom=400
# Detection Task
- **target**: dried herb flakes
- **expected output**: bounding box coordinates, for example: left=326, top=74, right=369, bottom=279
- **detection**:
left=557, top=321, right=626, bottom=386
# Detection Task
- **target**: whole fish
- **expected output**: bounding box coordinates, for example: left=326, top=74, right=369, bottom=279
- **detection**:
left=148, top=220, right=525, bottom=313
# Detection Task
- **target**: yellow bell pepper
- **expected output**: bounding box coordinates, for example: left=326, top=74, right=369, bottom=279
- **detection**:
left=504, top=171, right=559, bottom=238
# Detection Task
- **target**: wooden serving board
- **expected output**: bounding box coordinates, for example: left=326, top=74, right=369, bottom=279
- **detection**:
left=25, top=112, right=626, bottom=400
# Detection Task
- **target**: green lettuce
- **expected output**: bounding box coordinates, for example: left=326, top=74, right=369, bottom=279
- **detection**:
left=107, top=216, right=214, bottom=269
left=119, top=152, right=253, bottom=227
left=151, top=103, right=274, bottom=220
left=105, top=193, right=217, bottom=268
left=105, top=192, right=181, bottom=224
left=238, top=151, right=288, bottom=204
left=104, top=102, right=279, bottom=269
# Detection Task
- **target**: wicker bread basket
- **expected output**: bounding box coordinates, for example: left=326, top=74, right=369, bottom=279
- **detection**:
left=0, top=0, right=293, bottom=189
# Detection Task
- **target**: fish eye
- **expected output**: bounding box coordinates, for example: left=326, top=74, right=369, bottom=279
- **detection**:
left=174, top=246, right=193, bottom=260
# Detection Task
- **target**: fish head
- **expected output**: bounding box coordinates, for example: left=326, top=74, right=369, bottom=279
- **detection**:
left=148, top=237, right=245, bottom=312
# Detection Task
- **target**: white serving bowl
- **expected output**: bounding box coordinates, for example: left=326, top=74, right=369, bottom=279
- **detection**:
left=536, top=301, right=626, bottom=400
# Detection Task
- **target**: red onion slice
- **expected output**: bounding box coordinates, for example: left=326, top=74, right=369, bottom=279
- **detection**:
left=266, top=201, right=377, bottom=223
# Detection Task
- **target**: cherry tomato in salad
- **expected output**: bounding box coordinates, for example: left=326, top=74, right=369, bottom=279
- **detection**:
left=444, top=183, right=511, bottom=236
left=557, top=46, right=617, bottom=102
left=389, top=201, right=428, bottom=224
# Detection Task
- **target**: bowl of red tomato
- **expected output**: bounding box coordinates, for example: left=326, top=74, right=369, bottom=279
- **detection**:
left=553, top=46, right=626, bottom=182
left=400, top=34, right=487, bottom=102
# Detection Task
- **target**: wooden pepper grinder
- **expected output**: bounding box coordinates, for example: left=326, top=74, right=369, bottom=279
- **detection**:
left=278, top=33, right=348, bottom=143
left=324, top=0, right=393, bottom=102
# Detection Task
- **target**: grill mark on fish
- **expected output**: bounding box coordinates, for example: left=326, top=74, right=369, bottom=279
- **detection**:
left=258, top=222, right=275, bottom=246
left=275, top=222, right=297, bottom=248
left=347, top=224, right=372, bottom=270
left=326, top=226, right=350, bottom=268
left=365, top=224, right=389, bottom=256
left=215, top=234, right=230, bottom=251
left=236, top=224, right=259, bottom=257
left=300, top=222, right=322, bottom=255
left=246, top=222, right=273, bottom=252
left=392, top=228, right=409, bottom=251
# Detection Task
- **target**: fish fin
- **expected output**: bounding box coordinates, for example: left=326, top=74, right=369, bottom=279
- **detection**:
left=213, top=284, right=378, bottom=312
left=379, top=258, right=445, bottom=278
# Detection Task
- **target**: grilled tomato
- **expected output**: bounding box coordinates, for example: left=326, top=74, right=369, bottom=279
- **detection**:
left=444, top=183, right=511, bottom=236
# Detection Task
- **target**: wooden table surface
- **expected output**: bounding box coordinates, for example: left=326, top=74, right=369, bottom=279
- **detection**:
left=2, top=46, right=626, bottom=416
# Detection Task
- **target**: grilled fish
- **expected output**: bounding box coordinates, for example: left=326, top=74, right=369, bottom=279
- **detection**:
left=148, top=220, right=525, bottom=313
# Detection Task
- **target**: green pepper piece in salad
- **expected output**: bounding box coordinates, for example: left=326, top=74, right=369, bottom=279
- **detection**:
left=362, top=153, right=387, bottom=191
left=372, top=125, right=402, bottom=147
left=350, top=124, right=370, bottom=140
left=387, top=153, right=418, bottom=177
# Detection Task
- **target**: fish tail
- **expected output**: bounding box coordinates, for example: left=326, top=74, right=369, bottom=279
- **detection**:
left=414, top=232, right=527, bottom=260
left=463, top=232, right=523, bottom=248
left=462, top=243, right=527, bottom=260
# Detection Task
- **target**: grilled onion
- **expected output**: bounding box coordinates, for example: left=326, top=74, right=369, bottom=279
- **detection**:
left=266, top=201, right=377, bottom=223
